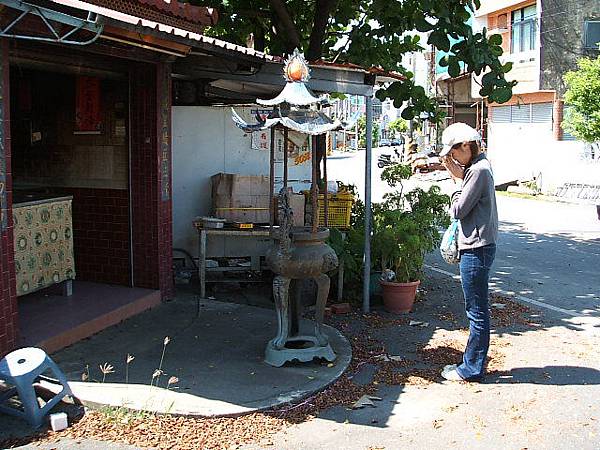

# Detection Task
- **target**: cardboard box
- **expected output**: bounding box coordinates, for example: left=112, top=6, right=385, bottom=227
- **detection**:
left=288, top=193, right=306, bottom=227
left=212, top=173, right=271, bottom=224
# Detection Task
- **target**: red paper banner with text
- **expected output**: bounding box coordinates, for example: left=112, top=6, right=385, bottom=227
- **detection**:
left=75, top=76, right=102, bottom=133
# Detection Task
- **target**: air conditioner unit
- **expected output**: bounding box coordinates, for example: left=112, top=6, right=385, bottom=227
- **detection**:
left=584, top=21, right=600, bottom=49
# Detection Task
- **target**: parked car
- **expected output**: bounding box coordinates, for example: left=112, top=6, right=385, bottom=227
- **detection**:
left=379, top=139, right=391, bottom=147
left=390, top=137, right=404, bottom=147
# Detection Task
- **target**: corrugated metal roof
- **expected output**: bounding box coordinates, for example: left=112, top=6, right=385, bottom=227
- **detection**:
left=85, top=0, right=217, bottom=27
left=51, top=0, right=278, bottom=60
left=51, top=0, right=216, bottom=33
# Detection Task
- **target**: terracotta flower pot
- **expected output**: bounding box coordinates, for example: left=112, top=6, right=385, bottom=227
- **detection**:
left=380, top=280, right=421, bottom=314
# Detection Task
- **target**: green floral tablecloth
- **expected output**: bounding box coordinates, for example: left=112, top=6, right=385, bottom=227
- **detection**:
left=13, top=199, right=75, bottom=296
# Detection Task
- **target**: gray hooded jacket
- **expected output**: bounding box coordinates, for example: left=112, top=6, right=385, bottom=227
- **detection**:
left=450, top=153, right=498, bottom=250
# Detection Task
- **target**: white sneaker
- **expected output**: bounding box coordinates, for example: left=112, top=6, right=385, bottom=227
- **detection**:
left=441, top=368, right=464, bottom=381
left=442, top=364, right=458, bottom=374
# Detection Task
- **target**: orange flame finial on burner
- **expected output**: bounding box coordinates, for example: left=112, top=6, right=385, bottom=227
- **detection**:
left=283, top=49, right=310, bottom=82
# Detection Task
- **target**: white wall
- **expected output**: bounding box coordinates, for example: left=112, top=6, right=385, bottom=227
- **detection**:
left=487, top=122, right=598, bottom=193
left=538, top=142, right=600, bottom=194
left=487, top=122, right=552, bottom=184
left=172, top=106, right=312, bottom=258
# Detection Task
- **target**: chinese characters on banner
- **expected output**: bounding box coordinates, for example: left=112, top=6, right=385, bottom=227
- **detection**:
left=75, top=76, right=102, bottom=133
left=294, top=151, right=311, bottom=165
left=250, top=108, right=272, bottom=151
left=159, top=68, right=171, bottom=201
left=251, top=130, right=270, bottom=151
left=247, top=109, right=311, bottom=166
left=0, top=54, right=7, bottom=231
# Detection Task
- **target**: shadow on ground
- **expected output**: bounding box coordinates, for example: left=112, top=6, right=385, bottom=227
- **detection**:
left=488, top=365, right=600, bottom=385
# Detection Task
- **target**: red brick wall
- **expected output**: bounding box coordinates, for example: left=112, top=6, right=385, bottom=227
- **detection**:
left=553, top=99, right=564, bottom=141
left=64, top=188, right=130, bottom=286
left=0, top=39, right=18, bottom=357
left=130, top=62, right=173, bottom=299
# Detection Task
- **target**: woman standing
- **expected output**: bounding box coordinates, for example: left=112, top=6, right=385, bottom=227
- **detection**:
left=440, top=123, right=498, bottom=382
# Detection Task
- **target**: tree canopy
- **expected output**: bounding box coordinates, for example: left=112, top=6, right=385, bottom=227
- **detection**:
left=357, top=115, right=380, bottom=148
left=563, top=56, right=600, bottom=146
left=197, top=0, right=515, bottom=120
left=388, top=118, right=408, bottom=135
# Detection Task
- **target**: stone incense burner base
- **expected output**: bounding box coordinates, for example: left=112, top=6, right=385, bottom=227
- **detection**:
left=265, top=227, right=339, bottom=367
left=265, top=335, right=336, bottom=367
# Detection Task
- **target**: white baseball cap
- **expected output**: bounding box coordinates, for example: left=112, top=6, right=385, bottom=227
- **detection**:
left=440, top=123, right=481, bottom=157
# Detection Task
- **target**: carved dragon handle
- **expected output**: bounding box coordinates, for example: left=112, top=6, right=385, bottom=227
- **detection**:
left=275, top=187, right=294, bottom=256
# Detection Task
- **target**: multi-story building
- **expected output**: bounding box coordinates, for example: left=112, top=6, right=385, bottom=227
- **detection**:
left=473, top=0, right=599, bottom=191
left=379, top=38, right=435, bottom=143
left=435, top=11, right=482, bottom=135
left=329, top=95, right=364, bottom=149
left=380, top=99, right=401, bottom=139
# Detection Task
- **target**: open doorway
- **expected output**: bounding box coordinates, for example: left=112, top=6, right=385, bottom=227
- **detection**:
left=9, top=61, right=159, bottom=352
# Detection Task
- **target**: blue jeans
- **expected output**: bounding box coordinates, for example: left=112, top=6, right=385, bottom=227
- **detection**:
left=456, top=244, right=496, bottom=380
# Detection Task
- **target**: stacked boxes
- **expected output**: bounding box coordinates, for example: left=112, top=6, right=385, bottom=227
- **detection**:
left=211, top=173, right=271, bottom=224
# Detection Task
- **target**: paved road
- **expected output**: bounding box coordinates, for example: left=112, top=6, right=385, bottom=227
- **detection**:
left=328, top=149, right=600, bottom=326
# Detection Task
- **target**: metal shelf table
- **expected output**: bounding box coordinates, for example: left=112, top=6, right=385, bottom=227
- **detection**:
left=193, top=223, right=273, bottom=299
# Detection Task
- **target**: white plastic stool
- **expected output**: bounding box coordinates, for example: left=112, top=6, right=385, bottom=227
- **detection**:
left=0, top=347, right=72, bottom=428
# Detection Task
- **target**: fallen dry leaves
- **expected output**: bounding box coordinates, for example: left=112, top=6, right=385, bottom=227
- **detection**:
left=1, top=300, right=518, bottom=450
left=490, top=293, right=538, bottom=328
left=1, top=411, right=287, bottom=450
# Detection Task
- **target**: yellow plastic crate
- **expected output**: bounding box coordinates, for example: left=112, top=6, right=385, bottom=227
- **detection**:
left=304, top=191, right=354, bottom=229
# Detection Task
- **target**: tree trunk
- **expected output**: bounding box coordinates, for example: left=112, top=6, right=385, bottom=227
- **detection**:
left=254, top=22, right=266, bottom=52
left=268, top=0, right=301, bottom=51
left=306, top=0, right=337, bottom=61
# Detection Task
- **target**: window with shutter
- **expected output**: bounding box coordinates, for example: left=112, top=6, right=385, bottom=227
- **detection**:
left=531, top=103, right=553, bottom=123
left=511, top=104, right=531, bottom=123
left=491, top=105, right=511, bottom=123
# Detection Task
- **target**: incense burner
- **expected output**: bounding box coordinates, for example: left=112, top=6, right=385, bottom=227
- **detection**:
left=264, top=190, right=338, bottom=367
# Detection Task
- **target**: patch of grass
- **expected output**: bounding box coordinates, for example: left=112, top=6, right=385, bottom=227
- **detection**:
left=99, top=405, right=155, bottom=424
left=496, top=190, right=556, bottom=203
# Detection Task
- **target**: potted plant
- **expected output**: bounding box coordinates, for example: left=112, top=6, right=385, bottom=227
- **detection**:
left=373, top=164, right=450, bottom=313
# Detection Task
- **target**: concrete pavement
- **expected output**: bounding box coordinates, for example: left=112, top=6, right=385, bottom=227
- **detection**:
left=428, top=194, right=600, bottom=337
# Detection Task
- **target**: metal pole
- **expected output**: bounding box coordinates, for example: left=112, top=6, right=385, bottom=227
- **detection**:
left=311, top=135, right=319, bottom=234
left=283, top=127, right=289, bottom=188
left=269, top=128, right=275, bottom=227
left=363, top=95, right=373, bottom=313
left=323, top=137, right=329, bottom=227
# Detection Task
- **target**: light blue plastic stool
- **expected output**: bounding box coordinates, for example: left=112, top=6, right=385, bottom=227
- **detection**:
left=0, top=347, right=72, bottom=428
